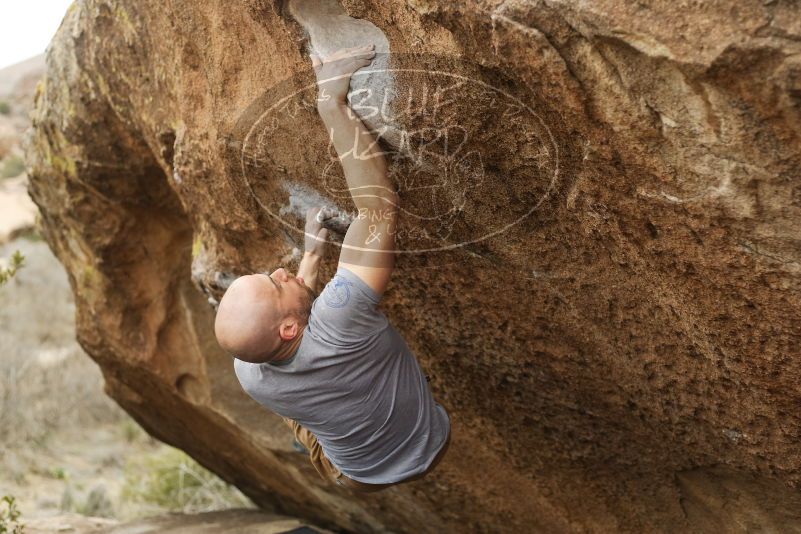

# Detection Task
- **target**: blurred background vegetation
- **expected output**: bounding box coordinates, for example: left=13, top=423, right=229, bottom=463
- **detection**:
left=0, top=228, right=252, bottom=523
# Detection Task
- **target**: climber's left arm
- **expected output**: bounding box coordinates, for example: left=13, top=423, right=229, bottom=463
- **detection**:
left=297, top=206, right=329, bottom=294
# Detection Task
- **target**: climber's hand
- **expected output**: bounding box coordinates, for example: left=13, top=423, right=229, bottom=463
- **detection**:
left=304, top=206, right=330, bottom=258
left=310, top=44, right=375, bottom=107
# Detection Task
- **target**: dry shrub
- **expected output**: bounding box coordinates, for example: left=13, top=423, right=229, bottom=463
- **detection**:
left=121, top=448, right=251, bottom=514
left=0, top=239, right=125, bottom=450
left=0, top=133, right=14, bottom=161
left=0, top=155, right=25, bottom=179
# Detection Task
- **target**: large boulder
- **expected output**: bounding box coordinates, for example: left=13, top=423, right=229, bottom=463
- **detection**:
left=26, top=0, right=801, bottom=532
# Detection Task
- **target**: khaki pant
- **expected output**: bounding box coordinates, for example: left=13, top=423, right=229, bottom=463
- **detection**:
left=282, top=417, right=450, bottom=492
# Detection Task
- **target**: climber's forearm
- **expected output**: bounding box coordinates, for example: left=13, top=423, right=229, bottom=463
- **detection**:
left=317, top=101, right=395, bottom=210
left=297, top=251, right=322, bottom=294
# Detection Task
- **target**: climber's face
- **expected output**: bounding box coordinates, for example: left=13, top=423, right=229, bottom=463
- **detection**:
left=260, top=268, right=314, bottom=328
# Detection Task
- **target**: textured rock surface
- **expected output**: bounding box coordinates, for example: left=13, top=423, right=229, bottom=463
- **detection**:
left=26, top=0, right=801, bottom=532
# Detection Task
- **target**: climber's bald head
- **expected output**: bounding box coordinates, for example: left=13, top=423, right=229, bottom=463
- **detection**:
left=215, top=274, right=282, bottom=363
left=214, top=268, right=313, bottom=363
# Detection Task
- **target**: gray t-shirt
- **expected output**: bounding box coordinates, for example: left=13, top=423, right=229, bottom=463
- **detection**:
left=234, top=267, right=450, bottom=484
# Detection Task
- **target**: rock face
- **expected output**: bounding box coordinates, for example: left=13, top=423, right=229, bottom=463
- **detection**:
left=26, top=0, right=801, bottom=532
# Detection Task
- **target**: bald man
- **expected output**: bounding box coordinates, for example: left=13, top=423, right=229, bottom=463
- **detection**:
left=215, top=45, right=450, bottom=492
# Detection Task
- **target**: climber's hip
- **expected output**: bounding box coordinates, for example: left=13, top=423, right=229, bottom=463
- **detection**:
left=281, top=416, right=449, bottom=493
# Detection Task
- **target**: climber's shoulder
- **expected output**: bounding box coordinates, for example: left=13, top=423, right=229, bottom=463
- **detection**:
left=338, top=261, right=393, bottom=298
left=309, top=266, right=389, bottom=344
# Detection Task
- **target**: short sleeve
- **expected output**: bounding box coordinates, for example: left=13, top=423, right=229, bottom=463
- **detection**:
left=233, top=358, right=258, bottom=397
left=309, top=267, right=389, bottom=344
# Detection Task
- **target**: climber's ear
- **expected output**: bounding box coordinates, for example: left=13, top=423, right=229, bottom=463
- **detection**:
left=278, top=318, right=299, bottom=341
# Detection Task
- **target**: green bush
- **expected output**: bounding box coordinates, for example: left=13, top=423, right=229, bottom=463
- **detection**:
left=49, top=467, right=67, bottom=480
left=0, top=155, right=25, bottom=179
left=0, top=251, right=24, bottom=286
left=0, top=101, right=10, bottom=115
left=121, top=448, right=250, bottom=513
left=0, top=495, right=23, bottom=534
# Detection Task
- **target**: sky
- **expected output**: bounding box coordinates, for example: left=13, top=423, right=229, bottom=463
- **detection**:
left=0, top=0, right=74, bottom=70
